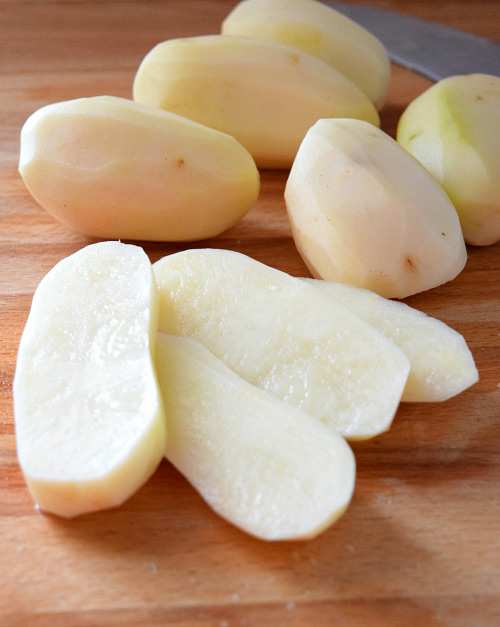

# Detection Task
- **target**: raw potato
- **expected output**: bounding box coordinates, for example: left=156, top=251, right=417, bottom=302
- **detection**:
left=153, top=249, right=410, bottom=440
left=285, top=118, right=467, bottom=299
left=222, top=0, right=390, bottom=110
left=397, top=73, right=500, bottom=246
left=302, top=278, right=478, bottom=402
left=133, top=35, right=380, bottom=168
left=19, top=96, right=259, bottom=241
left=13, top=242, right=166, bottom=518
left=155, top=333, right=356, bottom=541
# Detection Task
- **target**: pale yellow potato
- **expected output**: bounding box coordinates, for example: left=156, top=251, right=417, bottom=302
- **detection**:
left=156, top=333, right=356, bottom=541
left=222, top=0, right=390, bottom=110
left=154, top=249, right=410, bottom=440
left=397, top=73, right=500, bottom=246
left=133, top=35, right=379, bottom=168
left=302, top=278, right=478, bottom=403
left=19, top=96, right=259, bottom=241
left=285, top=118, right=467, bottom=299
left=13, top=242, right=166, bottom=518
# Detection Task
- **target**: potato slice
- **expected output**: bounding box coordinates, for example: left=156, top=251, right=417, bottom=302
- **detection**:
left=19, top=96, right=259, bottom=241
left=285, top=118, right=467, bottom=299
left=155, top=333, right=356, bottom=541
left=133, top=35, right=379, bottom=168
left=153, top=249, right=410, bottom=440
left=397, top=73, right=500, bottom=246
left=13, top=242, right=166, bottom=517
left=222, top=0, right=390, bottom=110
left=302, top=278, right=478, bottom=402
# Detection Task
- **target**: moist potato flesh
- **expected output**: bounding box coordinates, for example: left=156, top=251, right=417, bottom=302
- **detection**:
left=13, top=241, right=166, bottom=517
left=156, top=333, right=356, bottom=541
left=154, top=248, right=410, bottom=440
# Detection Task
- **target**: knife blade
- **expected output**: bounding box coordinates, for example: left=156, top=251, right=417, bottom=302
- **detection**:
left=329, top=3, right=500, bottom=81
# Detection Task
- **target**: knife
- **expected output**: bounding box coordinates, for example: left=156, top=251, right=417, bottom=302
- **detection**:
left=329, top=3, right=500, bottom=81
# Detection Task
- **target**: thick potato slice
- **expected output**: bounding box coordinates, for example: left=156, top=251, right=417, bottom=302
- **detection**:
left=133, top=35, right=379, bottom=168
left=155, top=333, right=356, bottom=541
left=19, top=96, right=259, bottom=241
left=222, top=0, right=390, bottom=110
left=397, top=73, right=500, bottom=246
left=153, top=249, right=410, bottom=440
left=13, top=242, right=166, bottom=517
left=285, top=118, right=467, bottom=299
left=302, top=278, right=478, bottom=402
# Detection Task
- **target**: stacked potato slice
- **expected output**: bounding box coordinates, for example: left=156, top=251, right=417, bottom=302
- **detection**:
left=13, top=243, right=477, bottom=540
left=13, top=242, right=167, bottom=518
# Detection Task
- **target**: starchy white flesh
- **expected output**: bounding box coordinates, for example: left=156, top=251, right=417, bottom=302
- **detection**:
left=397, top=73, right=500, bottom=246
left=302, top=278, right=478, bottom=402
left=155, top=333, right=356, bottom=541
left=133, top=35, right=379, bottom=168
left=19, top=96, right=259, bottom=241
left=285, top=118, right=467, bottom=299
left=13, top=242, right=166, bottom=517
left=153, top=249, right=410, bottom=440
left=222, top=0, right=391, bottom=110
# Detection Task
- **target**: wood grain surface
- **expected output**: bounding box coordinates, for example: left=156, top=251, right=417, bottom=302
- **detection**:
left=1, top=1, right=499, bottom=625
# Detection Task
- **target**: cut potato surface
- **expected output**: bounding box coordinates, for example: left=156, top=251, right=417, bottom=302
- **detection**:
left=222, top=0, right=390, bottom=109
left=13, top=242, right=166, bottom=517
left=133, top=34, right=379, bottom=168
left=155, top=333, right=356, bottom=541
left=302, top=278, right=478, bottom=403
left=154, top=249, right=410, bottom=440
left=19, top=96, right=259, bottom=241
left=285, top=118, right=467, bottom=299
left=397, top=73, right=500, bottom=246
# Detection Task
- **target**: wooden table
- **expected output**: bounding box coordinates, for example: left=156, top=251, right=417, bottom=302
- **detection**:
left=1, top=1, right=499, bottom=624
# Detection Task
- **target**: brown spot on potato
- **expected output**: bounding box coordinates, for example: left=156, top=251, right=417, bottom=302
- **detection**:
left=289, top=53, right=300, bottom=65
left=177, top=157, right=185, bottom=167
left=404, top=256, right=418, bottom=273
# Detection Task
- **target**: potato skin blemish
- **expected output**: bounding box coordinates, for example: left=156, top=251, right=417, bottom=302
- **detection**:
left=404, top=256, right=418, bottom=273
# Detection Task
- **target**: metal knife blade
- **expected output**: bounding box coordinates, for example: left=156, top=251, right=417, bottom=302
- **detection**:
left=329, top=3, right=500, bottom=81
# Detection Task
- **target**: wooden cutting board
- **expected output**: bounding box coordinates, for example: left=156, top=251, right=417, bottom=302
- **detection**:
left=1, top=1, right=499, bottom=624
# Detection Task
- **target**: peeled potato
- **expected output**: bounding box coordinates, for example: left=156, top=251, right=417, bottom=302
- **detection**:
left=19, top=96, right=259, bottom=241
left=222, top=0, right=390, bottom=110
left=397, top=73, right=500, bottom=246
left=302, top=278, right=478, bottom=402
left=154, top=248, right=410, bottom=440
left=133, top=34, right=379, bottom=168
left=13, top=242, right=166, bottom=517
left=285, top=118, right=467, bottom=299
left=156, top=333, right=356, bottom=541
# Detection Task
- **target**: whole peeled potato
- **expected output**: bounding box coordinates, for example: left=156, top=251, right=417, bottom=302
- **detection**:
left=19, top=96, right=260, bottom=241
left=133, top=35, right=379, bottom=168
left=285, top=118, right=467, bottom=299
left=397, top=73, right=500, bottom=246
